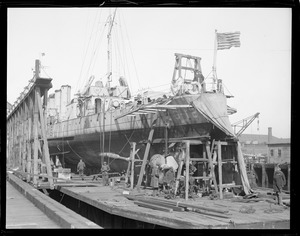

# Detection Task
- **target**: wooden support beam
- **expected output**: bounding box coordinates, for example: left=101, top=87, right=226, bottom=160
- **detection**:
left=36, top=87, right=54, bottom=188
left=261, top=163, right=266, bottom=188
left=136, top=119, right=157, bottom=189
left=33, top=105, right=39, bottom=186
left=164, top=123, right=168, bottom=156
left=217, top=141, right=223, bottom=199
left=174, top=157, right=184, bottom=195
left=205, top=142, right=218, bottom=194
left=130, top=142, right=136, bottom=189
left=185, top=141, right=190, bottom=201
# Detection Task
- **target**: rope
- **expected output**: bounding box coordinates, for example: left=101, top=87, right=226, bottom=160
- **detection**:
left=121, top=10, right=141, bottom=90
left=108, top=109, right=112, bottom=154
left=76, top=9, right=102, bottom=93
left=67, top=140, right=84, bottom=159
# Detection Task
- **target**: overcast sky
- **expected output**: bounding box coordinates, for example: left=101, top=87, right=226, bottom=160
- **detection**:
left=7, top=7, right=291, bottom=138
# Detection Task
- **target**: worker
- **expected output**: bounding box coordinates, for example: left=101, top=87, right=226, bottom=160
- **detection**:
left=77, top=159, right=86, bottom=181
left=273, top=164, right=286, bottom=206
left=101, top=161, right=110, bottom=186
left=150, top=164, right=160, bottom=196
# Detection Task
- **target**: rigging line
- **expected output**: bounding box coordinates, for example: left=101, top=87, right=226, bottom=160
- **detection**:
left=222, top=82, right=234, bottom=97
left=66, top=140, right=83, bottom=159
left=85, top=19, right=106, bottom=84
left=89, top=22, right=107, bottom=77
left=41, top=67, right=51, bottom=78
left=76, top=9, right=102, bottom=93
left=98, top=112, right=103, bottom=157
left=118, top=17, right=130, bottom=83
left=108, top=109, right=113, bottom=154
left=116, top=26, right=124, bottom=78
left=121, top=11, right=141, bottom=90
left=118, top=14, right=132, bottom=90
left=117, top=20, right=127, bottom=78
left=118, top=117, right=137, bottom=155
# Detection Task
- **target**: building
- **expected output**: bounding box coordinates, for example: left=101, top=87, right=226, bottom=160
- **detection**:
left=239, top=127, right=290, bottom=163
left=267, top=127, right=290, bottom=164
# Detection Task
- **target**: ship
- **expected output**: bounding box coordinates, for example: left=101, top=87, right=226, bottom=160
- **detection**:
left=44, top=9, right=237, bottom=176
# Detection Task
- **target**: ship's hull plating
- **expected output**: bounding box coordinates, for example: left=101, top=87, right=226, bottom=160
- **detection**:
left=47, top=93, right=232, bottom=175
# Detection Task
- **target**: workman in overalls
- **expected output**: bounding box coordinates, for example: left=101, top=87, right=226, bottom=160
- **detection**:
left=101, top=162, right=110, bottom=186
left=77, top=159, right=86, bottom=181
left=273, top=165, right=286, bottom=206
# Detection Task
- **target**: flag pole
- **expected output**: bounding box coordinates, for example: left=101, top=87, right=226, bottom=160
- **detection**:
left=212, top=29, right=217, bottom=78
left=212, top=29, right=218, bottom=92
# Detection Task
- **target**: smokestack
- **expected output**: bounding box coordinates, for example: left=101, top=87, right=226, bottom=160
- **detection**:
left=268, top=127, right=272, bottom=143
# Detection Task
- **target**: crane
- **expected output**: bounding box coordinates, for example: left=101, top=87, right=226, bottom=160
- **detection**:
left=232, top=112, right=260, bottom=137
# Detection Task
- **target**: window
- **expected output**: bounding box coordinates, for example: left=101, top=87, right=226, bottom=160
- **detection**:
left=270, top=149, right=274, bottom=156
left=278, top=149, right=281, bottom=157
left=95, top=98, right=102, bottom=113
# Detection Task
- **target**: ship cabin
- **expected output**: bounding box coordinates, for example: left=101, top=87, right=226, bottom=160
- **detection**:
left=46, top=77, right=132, bottom=124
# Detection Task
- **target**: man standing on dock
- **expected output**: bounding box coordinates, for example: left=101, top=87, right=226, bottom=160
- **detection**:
left=77, top=159, right=86, bottom=181
left=101, top=162, right=110, bottom=186
left=273, top=165, right=286, bottom=206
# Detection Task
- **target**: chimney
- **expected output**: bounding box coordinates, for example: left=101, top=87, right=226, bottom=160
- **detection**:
left=268, top=127, right=272, bottom=143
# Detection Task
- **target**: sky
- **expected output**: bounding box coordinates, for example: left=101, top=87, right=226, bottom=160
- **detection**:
left=7, top=7, right=291, bottom=138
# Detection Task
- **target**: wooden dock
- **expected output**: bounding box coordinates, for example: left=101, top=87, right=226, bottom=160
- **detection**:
left=6, top=173, right=101, bottom=229
left=54, top=179, right=290, bottom=229
left=6, top=181, right=61, bottom=229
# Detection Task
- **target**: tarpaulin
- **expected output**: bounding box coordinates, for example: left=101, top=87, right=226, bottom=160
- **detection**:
left=192, top=93, right=235, bottom=137
left=236, top=141, right=252, bottom=194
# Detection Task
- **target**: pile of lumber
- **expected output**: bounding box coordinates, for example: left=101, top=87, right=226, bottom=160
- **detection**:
left=125, top=195, right=231, bottom=218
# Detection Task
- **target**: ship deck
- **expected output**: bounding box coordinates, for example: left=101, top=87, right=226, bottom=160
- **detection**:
left=51, top=177, right=290, bottom=229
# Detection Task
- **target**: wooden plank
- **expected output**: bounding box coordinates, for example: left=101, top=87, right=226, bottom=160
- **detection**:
left=126, top=195, right=229, bottom=215
left=190, top=208, right=231, bottom=219
left=133, top=200, right=184, bottom=212
left=134, top=201, right=173, bottom=213
left=190, top=158, right=208, bottom=162
left=193, top=176, right=211, bottom=180
left=151, top=135, right=209, bottom=144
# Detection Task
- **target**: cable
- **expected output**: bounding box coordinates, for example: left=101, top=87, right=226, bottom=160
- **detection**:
left=121, top=10, right=141, bottom=90
left=76, top=9, right=101, bottom=94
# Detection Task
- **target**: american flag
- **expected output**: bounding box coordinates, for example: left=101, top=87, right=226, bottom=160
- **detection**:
left=217, top=31, right=241, bottom=50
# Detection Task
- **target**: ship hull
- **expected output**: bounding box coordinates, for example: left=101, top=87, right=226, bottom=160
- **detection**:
left=47, top=93, right=234, bottom=175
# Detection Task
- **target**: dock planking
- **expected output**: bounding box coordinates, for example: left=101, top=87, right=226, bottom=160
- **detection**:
left=56, top=181, right=290, bottom=229
left=6, top=181, right=61, bottom=229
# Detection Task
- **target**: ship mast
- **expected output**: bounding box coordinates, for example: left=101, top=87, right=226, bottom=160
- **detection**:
left=106, top=8, right=117, bottom=88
